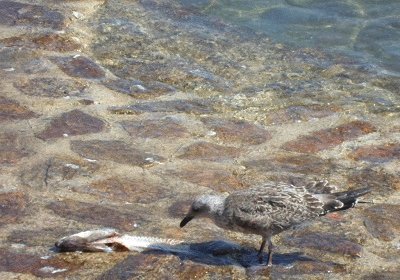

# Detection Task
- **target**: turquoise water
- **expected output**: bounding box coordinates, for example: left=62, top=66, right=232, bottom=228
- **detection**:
left=181, top=0, right=400, bottom=76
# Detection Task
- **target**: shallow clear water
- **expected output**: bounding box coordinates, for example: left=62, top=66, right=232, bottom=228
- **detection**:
left=181, top=0, right=400, bottom=76
left=1, top=0, right=399, bottom=278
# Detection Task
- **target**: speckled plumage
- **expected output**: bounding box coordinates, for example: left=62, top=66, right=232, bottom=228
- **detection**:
left=180, top=180, right=371, bottom=266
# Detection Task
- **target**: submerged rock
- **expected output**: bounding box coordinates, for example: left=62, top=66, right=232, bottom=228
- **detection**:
left=14, top=77, right=86, bottom=98
left=177, top=141, right=241, bottom=161
left=36, top=110, right=105, bottom=140
left=52, top=56, right=106, bottom=79
left=70, top=140, right=165, bottom=167
left=363, top=204, right=400, bottom=241
left=0, top=191, right=28, bottom=226
left=0, top=250, right=79, bottom=278
left=168, top=164, right=244, bottom=192
left=283, top=121, right=376, bottom=153
left=0, top=133, right=33, bottom=164
left=88, top=177, right=171, bottom=204
left=283, top=232, right=363, bottom=257
left=201, top=117, right=271, bottom=145
left=109, top=99, right=217, bottom=115
left=47, top=199, right=148, bottom=231
left=0, top=97, right=37, bottom=122
left=0, top=1, right=65, bottom=29
left=349, top=143, right=400, bottom=163
left=121, top=117, right=190, bottom=139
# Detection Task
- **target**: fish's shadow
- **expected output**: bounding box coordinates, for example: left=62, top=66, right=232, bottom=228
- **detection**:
left=143, top=240, right=314, bottom=267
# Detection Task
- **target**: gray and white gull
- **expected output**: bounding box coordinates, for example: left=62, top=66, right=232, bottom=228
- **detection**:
left=180, top=180, right=371, bottom=266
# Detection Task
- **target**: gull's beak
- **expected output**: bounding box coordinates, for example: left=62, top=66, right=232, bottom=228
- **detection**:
left=180, top=215, right=193, bottom=228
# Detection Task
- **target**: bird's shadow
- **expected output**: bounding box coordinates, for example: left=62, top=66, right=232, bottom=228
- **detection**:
left=143, top=240, right=314, bottom=268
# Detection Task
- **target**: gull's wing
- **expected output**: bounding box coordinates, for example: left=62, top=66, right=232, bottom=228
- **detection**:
left=223, top=183, right=325, bottom=233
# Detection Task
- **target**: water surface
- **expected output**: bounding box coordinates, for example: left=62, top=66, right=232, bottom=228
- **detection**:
left=181, top=0, right=400, bottom=75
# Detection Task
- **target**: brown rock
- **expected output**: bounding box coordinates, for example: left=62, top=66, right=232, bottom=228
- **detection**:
left=20, top=156, right=100, bottom=189
left=363, top=270, right=400, bottom=280
left=97, top=253, right=245, bottom=280
left=47, top=199, right=146, bottom=231
left=168, top=199, right=192, bottom=218
left=121, top=117, right=189, bottom=139
left=14, top=77, right=86, bottom=98
left=70, top=140, right=165, bottom=166
left=349, top=143, right=400, bottom=163
left=201, top=117, right=271, bottom=145
left=244, top=154, right=334, bottom=175
left=347, top=168, right=400, bottom=194
left=0, top=250, right=80, bottom=277
left=1, top=34, right=81, bottom=52
left=36, top=110, right=105, bottom=139
left=265, top=104, right=339, bottom=125
left=177, top=141, right=241, bottom=161
left=269, top=260, right=345, bottom=276
left=363, top=204, right=400, bottom=241
left=283, top=232, right=363, bottom=257
left=0, top=1, right=65, bottom=29
left=0, top=133, right=32, bottom=164
left=52, top=56, right=105, bottom=79
left=103, top=78, right=175, bottom=98
left=0, top=97, right=36, bottom=122
left=283, top=121, right=376, bottom=153
left=88, top=177, right=170, bottom=204
left=32, top=34, right=81, bottom=52
left=8, top=227, right=74, bottom=247
left=109, top=99, right=216, bottom=115
left=0, top=191, right=28, bottom=225
left=170, top=165, right=244, bottom=192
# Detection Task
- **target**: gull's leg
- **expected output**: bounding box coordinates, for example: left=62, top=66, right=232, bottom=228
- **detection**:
left=267, top=238, right=273, bottom=266
left=257, top=237, right=266, bottom=263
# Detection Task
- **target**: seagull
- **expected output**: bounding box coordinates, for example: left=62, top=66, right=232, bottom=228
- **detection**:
left=180, top=180, right=371, bottom=266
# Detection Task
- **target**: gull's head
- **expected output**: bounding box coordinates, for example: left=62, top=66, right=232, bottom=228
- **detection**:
left=180, top=194, right=224, bottom=228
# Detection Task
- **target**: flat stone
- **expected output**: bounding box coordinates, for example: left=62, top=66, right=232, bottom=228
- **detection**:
left=268, top=260, right=345, bottom=276
left=103, top=78, right=175, bottom=98
left=121, top=117, right=190, bottom=139
left=283, top=121, right=376, bottom=153
left=0, top=1, right=65, bottom=29
left=177, top=141, right=241, bottom=161
left=1, top=33, right=81, bottom=52
left=0, top=133, right=32, bottom=164
left=168, top=199, right=192, bottom=218
left=283, top=232, right=363, bottom=257
left=20, top=156, right=99, bottom=189
left=7, top=227, right=74, bottom=247
left=109, top=99, right=216, bottom=115
left=0, top=97, right=37, bottom=122
left=0, top=250, right=79, bottom=278
left=52, top=56, right=105, bottom=79
left=47, top=199, right=146, bottom=231
left=201, top=117, right=271, bottom=145
left=36, top=110, right=105, bottom=140
left=168, top=165, right=244, bottom=192
left=88, top=177, right=170, bottom=204
left=97, top=253, right=245, bottom=280
left=347, top=168, right=400, bottom=194
left=243, top=154, right=334, bottom=175
left=349, top=143, right=400, bottom=163
left=363, top=204, right=400, bottom=241
left=363, top=270, right=400, bottom=280
left=14, top=77, right=86, bottom=98
left=70, top=140, right=165, bottom=166
left=0, top=191, right=28, bottom=225
left=265, top=104, right=339, bottom=125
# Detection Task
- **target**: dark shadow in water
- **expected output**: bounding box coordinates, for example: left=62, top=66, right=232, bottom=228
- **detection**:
left=143, top=240, right=314, bottom=267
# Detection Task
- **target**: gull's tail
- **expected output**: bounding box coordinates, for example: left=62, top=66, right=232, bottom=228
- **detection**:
left=316, top=187, right=372, bottom=215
